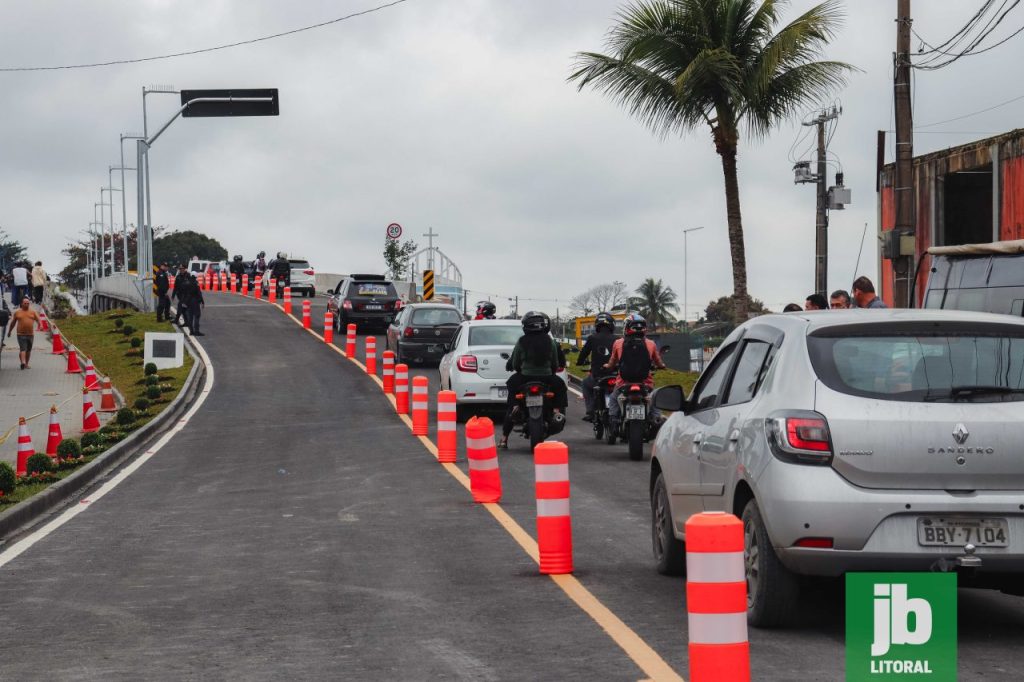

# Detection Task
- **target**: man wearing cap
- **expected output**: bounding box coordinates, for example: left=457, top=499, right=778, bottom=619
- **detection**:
left=154, top=263, right=171, bottom=322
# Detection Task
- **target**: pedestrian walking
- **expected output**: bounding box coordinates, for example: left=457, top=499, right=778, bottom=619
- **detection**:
left=10, top=261, right=29, bottom=306
left=852, top=276, right=887, bottom=308
left=154, top=263, right=171, bottom=322
left=187, top=275, right=205, bottom=336
left=6, top=296, right=40, bottom=369
left=172, top=265, right=190, bottom=326
left=30, top=261, right=47, bottom=304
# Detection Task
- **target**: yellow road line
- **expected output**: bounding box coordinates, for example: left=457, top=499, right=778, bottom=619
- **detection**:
left=247, top=294, right=685, bottom=681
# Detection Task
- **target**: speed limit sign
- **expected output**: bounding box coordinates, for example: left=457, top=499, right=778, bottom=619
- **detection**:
left=386, top=222, right=403, bottom=240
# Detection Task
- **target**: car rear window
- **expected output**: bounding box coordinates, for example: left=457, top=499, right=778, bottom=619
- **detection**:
left=289, top=260, right=311, bottom=269
left=808, top=322, right=1024, bottom=402
left=351, top=282, right=395, bottom=297
left=411, top=308, right=462, bottom=326
left=469, top=325, right=522, bottom=347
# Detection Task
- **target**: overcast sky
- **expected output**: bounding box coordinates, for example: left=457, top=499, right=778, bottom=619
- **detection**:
left=2, top=0, right=1022, bottom=317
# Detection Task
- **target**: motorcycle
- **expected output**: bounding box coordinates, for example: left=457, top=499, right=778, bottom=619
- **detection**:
left=590, top=374, right=618, bottom=440
left=509, top=381, right=566, bottom=450
left=603, top=381, right=664, bottom=461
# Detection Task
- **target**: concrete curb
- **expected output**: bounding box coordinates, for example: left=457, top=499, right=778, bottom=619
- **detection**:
left=0, top=335, right=205, bottom=541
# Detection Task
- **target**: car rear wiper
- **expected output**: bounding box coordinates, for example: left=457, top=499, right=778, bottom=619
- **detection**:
left=922, top=385, right=1024, bottom=402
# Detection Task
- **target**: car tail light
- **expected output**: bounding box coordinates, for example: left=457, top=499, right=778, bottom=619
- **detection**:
left=545, top=392, right=555, bottom=399
left=765, top=411, right=833, bottom=465
left=342, top=300, right=353, bottom=310
left=403, top=327, right=414, bottom=338
left=794, top=537, right=833, bottom=549
left=303, top=269, right=315, bottom=276
left=514, top=393, right=524, bottom=400
left=456, top=355, right=477, bottom=372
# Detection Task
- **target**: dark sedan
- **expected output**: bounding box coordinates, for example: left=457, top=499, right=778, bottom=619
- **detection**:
left=327, top=275, right=403, bottom=332
left=386, top=303, right=464, bottom=366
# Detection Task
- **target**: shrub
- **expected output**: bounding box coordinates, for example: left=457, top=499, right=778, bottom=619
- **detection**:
left=26, top=453, right=54, bottom=476
left=146, top=386, right=162, bottom=400
left=101, top=430, right=124, bottom=445
left=114, top=318, right=124, bottom=329
left=122, top=325, right=135, bottom=336
left=145, top=374, right=159, bottom=386
left=0, top=462, right=15, bottom=495
left=134, top=397, right=150, bottom=411
left=81, top=432, right=101, bottom=448
left=56, top=439, right=82, bottom=459
left=130, top=337, right=142, bottom=348
left=144, top=363, right=158, bottom=375
left=115, top=408, right=136, bottom=426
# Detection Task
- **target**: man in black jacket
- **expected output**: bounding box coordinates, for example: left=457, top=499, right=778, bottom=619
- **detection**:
left=575, top=312, right=617, bottom=421
left=154, top=263, right=171, bottom=322
left=172, top=265, right=190, bottom=326
left=186, top=274, right=206, bottom=336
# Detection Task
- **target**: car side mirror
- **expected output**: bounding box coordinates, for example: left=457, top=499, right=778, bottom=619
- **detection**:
left=652, top=385, right=687, bottom=413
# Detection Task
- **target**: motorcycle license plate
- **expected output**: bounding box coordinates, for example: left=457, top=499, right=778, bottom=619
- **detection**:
left=626, top=405, right=646, bottom=420
left=917, top=517, right=1008, bottom=547
left=525, top=395, right=544, bottom=407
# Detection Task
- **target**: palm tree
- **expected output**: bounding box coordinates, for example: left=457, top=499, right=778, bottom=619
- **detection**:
left=570, top=0, right=853, bottom=315
left=630, top=277, right=680, bottom=330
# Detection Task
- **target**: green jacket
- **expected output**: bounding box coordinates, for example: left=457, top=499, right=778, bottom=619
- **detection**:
left=510, top=336, right=559, bottom=377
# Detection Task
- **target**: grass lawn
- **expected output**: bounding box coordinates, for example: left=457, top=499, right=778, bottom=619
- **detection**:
left=57, top=310, right=193, bottom=425
left=562, top=345, right=700, bottom=395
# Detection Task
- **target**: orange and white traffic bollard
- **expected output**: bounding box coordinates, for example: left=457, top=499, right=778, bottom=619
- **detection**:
left=395, top=364, right=410, bottom=414
left=230, top=273, right=237, bottom=293
left=534, top=441, right=573, bottom=574
left=466, top=416, right=501, bottom=503
left=302, top=299, right=312, bottom=328
left=82, top=387, right=101, bottom=433
left=254, top=275, right=262, bottom=300
left=241, top=274, right=249, bottom=296
left=45, top=406, right=63, bottom=458
left=346, top=323, right=357, bottom=357
left=324, top=312, right=334, bottom=344
left=16, top=417, right=34, bottom=477
left=686, top=512, right=750, bottom=682
left=220, top=271, right=227, bottom=291
left=365, top=337, right=377, bottom=375
left=412, top=376, right=429, bottom=436
left=65, top=345, right=82, bottom=374
left=51, top=329, right=65, bottom=354
left=98, top=376, right=117, bottom=412
left=283, top=286, right=292, bottom=314
left=382, top=351, right=395, bottom=394
left=436, top=391, right=457, bottom=463
left=268, top=278, right=277, bottom=303
left=38, top=311, right=50, bottom=332
left=83, top=356, right=99, bottom=390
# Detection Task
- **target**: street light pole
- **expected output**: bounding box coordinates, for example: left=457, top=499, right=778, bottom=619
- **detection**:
left=101, top=188, right=120, bottom=276
left=682, top=226, right=705, bottom=328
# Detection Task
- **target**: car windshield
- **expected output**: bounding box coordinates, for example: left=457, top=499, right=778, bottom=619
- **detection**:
left=411, top=308, right=462, bottom=326
left=469, top=325, right=522, bottom=347
left=807, top=322, right=1024, bottom=402
left=352, top=282, right=394, bottom=297
left=189, top=263, right=206, bottom=273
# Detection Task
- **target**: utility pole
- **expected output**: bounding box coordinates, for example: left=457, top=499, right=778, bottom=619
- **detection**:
left=806, top=108, right=839, bottom=297
left=893, top=0, right=915, bottom=308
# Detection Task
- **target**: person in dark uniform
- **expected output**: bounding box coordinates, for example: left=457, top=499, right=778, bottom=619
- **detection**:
left=154, top=263, right=171, bottom=322
left=172, top=265, right=190, bottom=326
left=229, top=255, right=246, bottom=291
left=187, top=274, right=205, bottom=336
left=575, top=311, right=617, bottom=421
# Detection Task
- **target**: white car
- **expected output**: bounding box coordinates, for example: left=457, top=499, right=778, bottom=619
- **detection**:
left=439, top=319, right=569, bottom=419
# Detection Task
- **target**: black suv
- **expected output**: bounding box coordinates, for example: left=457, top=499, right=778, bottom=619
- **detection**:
left=327, top=274, right=403, bottom=331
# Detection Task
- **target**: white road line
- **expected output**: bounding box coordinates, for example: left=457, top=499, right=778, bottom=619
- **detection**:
left=0, top=339, right=214, bottom=569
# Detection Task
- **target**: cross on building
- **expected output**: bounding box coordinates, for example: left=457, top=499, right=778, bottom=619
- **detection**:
left=423, top=227, right=439, bottom=271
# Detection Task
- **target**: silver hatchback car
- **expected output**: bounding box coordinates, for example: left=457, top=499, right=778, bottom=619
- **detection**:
left=649, top=309, right=1024, bottom=626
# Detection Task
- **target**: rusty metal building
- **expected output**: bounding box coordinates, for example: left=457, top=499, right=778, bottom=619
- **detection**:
left=878, top=129, right=1024, bottom=306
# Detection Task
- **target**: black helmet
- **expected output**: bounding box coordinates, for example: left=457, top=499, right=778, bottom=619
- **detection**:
left=521, top=310, right=551, bottom=333
left=595, top=311, right=615, bottom=332
left=624, top=313, right=647, bottom=336
left=257, top=251, right=265, bottom=259
left=233, top=254, right=243, bottom=262
left=476, top=301, right=496, bottom=317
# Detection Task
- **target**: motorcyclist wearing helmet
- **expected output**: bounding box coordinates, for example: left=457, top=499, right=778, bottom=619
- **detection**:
left=497, top=311, right=568, bottom=448
left=253, top=251, right=267, bottom=278
left=474, top=301, right=497, bottom=320
left=602, top=313, right=666, bottom=430
left=228, top=254, right=246, bottom=288
left=268, top=251, right=291, bottom=294
left=576, top=311, right=617, bottom=422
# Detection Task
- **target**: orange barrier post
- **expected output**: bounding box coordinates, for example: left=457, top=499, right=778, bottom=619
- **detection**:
left=230, top=274, right=237, bottom=293
left=436, top=390, right=457, bottom=462
left=51, top=329, right=65, bottom=354
left=16, top=417, right=34, bottom=477
left=241, top=274, right=249, bottom=296
left=45, top=406, right=63, bottom=458
left=38, top=311, right=50, bottom=332
left=412, top=376, right=429, bottom=436
left=382, top=351, right=395, bottom=394
left=466, top=416, right=501, bottom=503
left=283, top=286, right=292, bottom=314
left=686, top=512, right=750, bottom=682
left=302, top=300, right=312, bottom=329
left=65, top=345, right=82, bottom=374
left=395, top=364, right=410, bottom=414
left=268, top=278, right=277, bottom=303
left=534, top=441, right=573, bottom=574
left=365, top=337, right=377, bottom=375
left=220, top=271, right=227, bottom=291
left=83, top=356, right=99, bottom=390
left=346, top=323, right=357, bottom=357
left=324, top=312, right=334, bottom=344
left=98, top=376, right=117, bottom=412
left=82, top=387, right=101, bottom=433
left=254, top=275, right=262, bottom=300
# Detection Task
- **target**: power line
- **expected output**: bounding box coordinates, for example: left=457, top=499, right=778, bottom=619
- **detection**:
left=912, top=0, right=1023, bottom=70
left=915, top=90, right=1024, bottom=128
left=0, top=0, right=413, bottom=72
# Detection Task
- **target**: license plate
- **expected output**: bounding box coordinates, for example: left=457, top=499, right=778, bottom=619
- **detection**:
left=917, top=517, right=1009, bottom=547
left=496, top=387, right=508, bottom=399
left=626, top=404, right=646, bottom=420
left=364, top=304, right=382, bottom=310
left=525, top=395, right=543, bottom=407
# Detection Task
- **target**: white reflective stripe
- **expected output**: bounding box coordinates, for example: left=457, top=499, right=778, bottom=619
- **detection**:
left=535, top=463, right=569, bottom=483
left=412, top=388, right=428, bottom=395
left=437, top=405, right=456, bottom=413
left=412, top=401, right=429, bottom=410
left=685, top=551, right=746, bottom=583
left=537, top=498, right=571, bottom=517
left=465, top=437, right=495, bottom=450
left=468, top=456, right=499, bottom=471
left=383, top=370, right=394, bottom=376
left=437, top=421, right=457, bottom=432
left=687, top=612, right=748, bottom=645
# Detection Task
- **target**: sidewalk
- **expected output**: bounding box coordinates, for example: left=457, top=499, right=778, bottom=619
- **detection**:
left=0, top=325, right=111, bottom=466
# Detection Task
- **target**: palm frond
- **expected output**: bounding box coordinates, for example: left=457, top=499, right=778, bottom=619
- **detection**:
left=741, top=60, right=851, bottom=138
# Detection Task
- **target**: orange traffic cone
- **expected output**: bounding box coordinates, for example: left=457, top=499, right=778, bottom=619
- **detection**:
left=98, top=376, right=117, bottom=412
left=230, top=273, right=237, bottom=294
left=395, top=364, right=410, bottom=414
left=382, top=351, right=395, bottom=394
left=346, top=323, right=357, bottom=357
left=51, top=329, right=65, bottom=354
left=241, top=274, right=249, bottom=296
left=45, top=406, right=63, bottom=458
left=220, top=272, right=227, bottom=291
left=38, top=310, right=50, bottom=332
left=534, top=441, right=573, bottom=574
left=254, top=275, right=262, bottom=300
left=15, top=417, right=34, bottom=477
left=365, top=337, right=377, bottom=375
left=437, top=390, right=457, bottom=462
left=83, top=356, right=99, bottom=390
left=283, top=286, right=292, bottom=314
left=412, top=376, right=429, bottom=436
left=268, top=278, right=277, bottom=303
left=82, top=387, right=101, bottom=433
left=324, top=312, right=334, bottom=344
left=65, top=345, right=82, bottom=374
left=302, top=300, right=311, bottom=329
left=466, top=416, right=501, bottom=503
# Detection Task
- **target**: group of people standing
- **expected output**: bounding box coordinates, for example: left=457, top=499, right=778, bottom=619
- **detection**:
left=784, top=275, right=888, bottom=312
left=153, top=263, right=205, bottom=336
left=5, top=260, right=48, bottom=306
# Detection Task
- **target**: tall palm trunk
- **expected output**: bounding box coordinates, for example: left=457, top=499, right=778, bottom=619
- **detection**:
left=714, top=130, right=749, bottom=318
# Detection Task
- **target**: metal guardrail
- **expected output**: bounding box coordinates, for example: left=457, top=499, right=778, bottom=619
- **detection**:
left=90, top=273, right=151, bottom=312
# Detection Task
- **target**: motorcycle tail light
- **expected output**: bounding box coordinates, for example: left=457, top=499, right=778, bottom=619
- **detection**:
left=515, top=393, right=524, bottom=400
left=545, top=392, right=554, bottom=399
left=529, top=385, right=541, bottom=395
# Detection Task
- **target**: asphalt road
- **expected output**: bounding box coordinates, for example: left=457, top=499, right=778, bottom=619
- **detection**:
left=0, top=292, right=1021, bottom=680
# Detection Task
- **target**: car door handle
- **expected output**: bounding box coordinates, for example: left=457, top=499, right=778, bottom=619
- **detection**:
left=728, top=429, right=740, bottom=443
left=692, top=432, right=703, bottom=445
left=500, top=353, right=510, bottom=359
